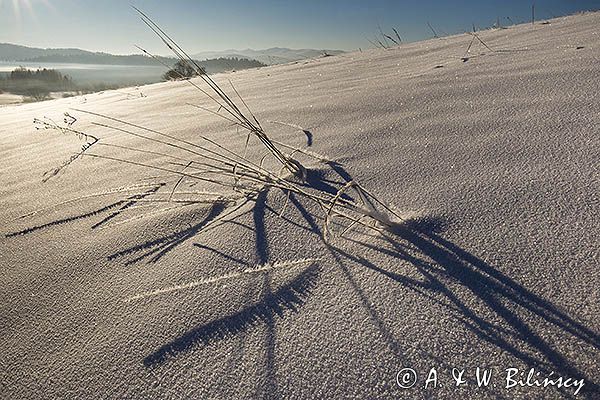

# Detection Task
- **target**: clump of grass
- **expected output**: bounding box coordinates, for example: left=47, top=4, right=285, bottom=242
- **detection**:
left=34, top=114, right=99, bottom=182
left=461, top=26, right=496, bottom=62
left=32, top=8, right=403, bottom=241
left=133, top=6, right=305, bottom=180
left=366, top=25, right=402, bottom=49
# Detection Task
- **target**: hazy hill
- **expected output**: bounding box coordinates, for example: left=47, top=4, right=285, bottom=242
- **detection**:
left=0, top=43, right=90, bottom=61
left=1, top=43, right=342, bottom=67
left=19, top=53, right=176, bottom=66
left=0, top=43, right=265, bottom=72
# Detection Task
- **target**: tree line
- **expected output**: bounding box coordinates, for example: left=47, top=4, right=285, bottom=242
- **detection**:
left=163, top=57, right=266, bottom=80
left=0, top=67, right=75, bottom=100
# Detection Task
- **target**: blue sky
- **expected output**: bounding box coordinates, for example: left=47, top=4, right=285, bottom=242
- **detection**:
left=1, top=0, right=598, bottom=54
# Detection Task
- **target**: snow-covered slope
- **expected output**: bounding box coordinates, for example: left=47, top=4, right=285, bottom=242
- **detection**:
left=1, top=12, right=599, bottom=399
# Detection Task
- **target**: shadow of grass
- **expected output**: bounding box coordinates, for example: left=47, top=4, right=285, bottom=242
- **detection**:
left=108, top=202, right=227, bottom=265
left=143, top=264, right=320, bottom=367
left=330, top=219, right=600, bottom=396
left=5, top=185, right=162, bottom=237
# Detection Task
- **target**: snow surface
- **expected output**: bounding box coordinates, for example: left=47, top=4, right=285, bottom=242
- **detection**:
left=1, top=12, right=599, bottom=399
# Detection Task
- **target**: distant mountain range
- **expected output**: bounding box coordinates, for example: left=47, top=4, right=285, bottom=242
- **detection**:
left=192, top=48, right=345, bottom=65
left=0, top=43, right=181, bottom=66
left=0, top=43, right=344, bottom=67
left=0, top=43, right=91, bottom=61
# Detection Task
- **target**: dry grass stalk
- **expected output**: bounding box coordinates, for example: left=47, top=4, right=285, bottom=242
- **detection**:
left=132, top=6, right=306, bottom=180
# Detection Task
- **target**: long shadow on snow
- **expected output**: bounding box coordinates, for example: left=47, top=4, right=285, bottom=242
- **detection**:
left=108, top=202, right=227, bottom=265
left=5, top=185, right=162, bottom=237
left=287, top=183, right=599, bottom=397
left=143, top=264, right=320, bottom=368
left=300, top=163, right=599, bottom=397
left=142, top=163, right=598, bottom=397
left=144, top=189, right=320, bottom=400
left=333, top=222, right=599, bottom=396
